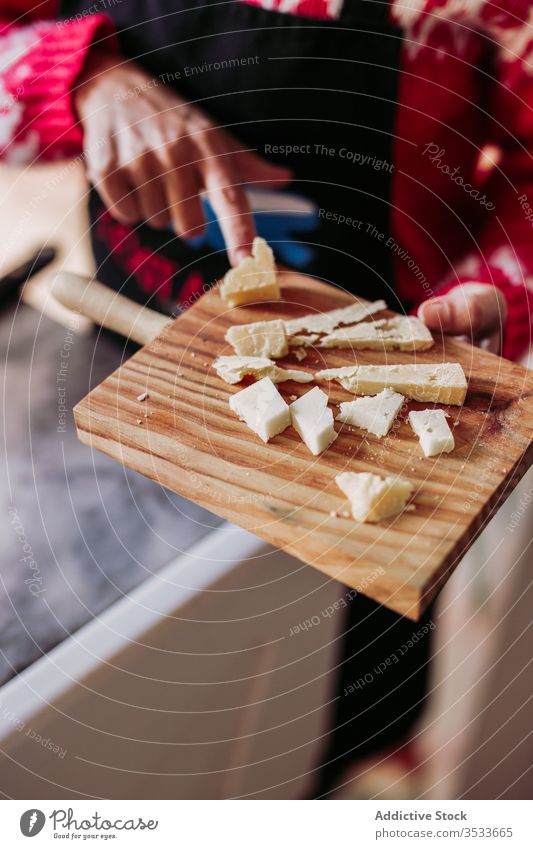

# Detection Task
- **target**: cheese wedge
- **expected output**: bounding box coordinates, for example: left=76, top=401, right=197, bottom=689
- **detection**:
left=229, top=377, right=290, bottom=443
left=284, top=299, right=387, bottom=336
left=320, top=316, right=433, bottom=351
left=316, top=363, right=467, bottom=405
left=336, top=471, right=414, bottom=523
left=219, top=238, right=280, bottom=307
left=225, top=319, right=288, bottom=358
left=214, top=356, right=313, bottom=385
left=408, top=409, right=455, bottom=457
left=336, top=388, right=405, bottom=437
left=290, top=387, right=337, bottom=455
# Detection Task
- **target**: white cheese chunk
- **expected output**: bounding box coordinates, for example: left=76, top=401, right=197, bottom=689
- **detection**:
left=284, top=299, right=387, bottom=336
left=408, top=409, right=455, bottom=457
left=219, top=237, right=280, bottom=307
left=229, top=377, right=290, bottom=443
left=290, top=386, right=337, bottom=455
left=214, top=356, right=313, bottom=385
left=335, top=471, right=414, bottom=523
left=225, top=319, right=288, bottom=358
left=316, top=363, right=467, bottom=405
left=320, top=316, right=434, bottom=351
left=336, top=388, right=405, bottom=437
left=288, top=334, right=319, bottom=347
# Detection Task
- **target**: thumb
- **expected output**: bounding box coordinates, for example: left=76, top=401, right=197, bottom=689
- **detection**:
left=418, top=283, right=507, bottom=337
left=238, top=150, right=293, bottom=188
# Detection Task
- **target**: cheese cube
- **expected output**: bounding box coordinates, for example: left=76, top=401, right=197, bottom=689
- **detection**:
left=408, top=409, right=455, bottom=457
left=225, top=319, right=288, bottom=358
left=290, top=387, right=337, bottom=455
left=320, top=316, right=434, bottom=351
left=316, top=363, right=467, bottom=405
left=219, top=238, right=280, bottom=307
left=336, top=388, right=405, bottom=437
left=229, top=377, right=290, bottom=443
left=335, top=472, right=414, bottom=523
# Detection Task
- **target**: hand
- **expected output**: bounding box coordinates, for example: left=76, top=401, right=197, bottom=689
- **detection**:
left=417, top=283, right=507, bottom=354
left=74, top=54, right=292, bottom=264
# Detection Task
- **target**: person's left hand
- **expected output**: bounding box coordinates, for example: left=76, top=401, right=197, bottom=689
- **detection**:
left=417, top=283, right=507, bottom=354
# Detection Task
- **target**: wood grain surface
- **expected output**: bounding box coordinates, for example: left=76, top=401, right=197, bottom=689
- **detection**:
left=74, top=272, right=533, bottom=619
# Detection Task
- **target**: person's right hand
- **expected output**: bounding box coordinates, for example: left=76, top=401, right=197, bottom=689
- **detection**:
left=74, top=54, right=292, bottom=264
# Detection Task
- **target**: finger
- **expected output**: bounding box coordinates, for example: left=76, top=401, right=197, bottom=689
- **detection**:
left=237, top=150, right=293, bottom=188
left=418, top=283, right=507, bottom=337
left=203, top=162, right=255, bottom=265
left=132, top=157, right=171, bottom=229
left=96, top=169, right=141, bottom=224
left=479, top=329, right=502, bottom=355
left=165, top=162, right=206, bottom=238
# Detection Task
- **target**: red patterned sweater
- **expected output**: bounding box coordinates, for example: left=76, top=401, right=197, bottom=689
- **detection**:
left=1, top=0, right=532, bottom=360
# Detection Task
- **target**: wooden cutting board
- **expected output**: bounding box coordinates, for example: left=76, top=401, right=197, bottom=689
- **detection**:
left=74, top=272, right=533, bottom=619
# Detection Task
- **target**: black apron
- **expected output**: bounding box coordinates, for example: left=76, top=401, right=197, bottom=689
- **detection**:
left=60, top=0, right=403, bottom=312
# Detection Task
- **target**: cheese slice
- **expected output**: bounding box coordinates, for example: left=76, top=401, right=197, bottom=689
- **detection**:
left=335, top=471, right=414, bottom=523
left=316, top=363, right=467, bottom=405
left=225, top=319, right=288, bottom=358
left=219, top=237, right=280, bottom=307
left=229, top=377, right=290, bottom=443
left=288, top=334, right=320, bottom=347
left=284, top=299, right=387, bottom=336
left=214, top=356, right=313, bottom=385
left=408, top=409, right=455, bottom=457
left=336, top=388, right=405, bottom=437
left=290, top=387, right=337, bottom=455
left=320, top=316, right=434, bottom=351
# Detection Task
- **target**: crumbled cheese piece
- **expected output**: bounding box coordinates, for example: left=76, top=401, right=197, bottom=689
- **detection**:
left=316, top=363, right=467, bottom=405
left=225, top=319, right=288, bottom=358
left=229, top=377, right=290, bottom=443
left=288, top=334, right=320, bottom=347
left=408, top=409, right=455, bottom=457
left=336, top=388, right=405, bottom=437
left=293, top=348, right=307, bottom=361
left=336, top=472, right=414, bottom=523
left=284, top=299, right=386, bottom=336
left=320, top=316, right=433, bottom=351
left=289, top=386, right=337, bottom=455
left=219, top=237, right=280, bottom=307
left=214, top=356, right=313, bottom=385
left=137, top=392, right=149, bottom=402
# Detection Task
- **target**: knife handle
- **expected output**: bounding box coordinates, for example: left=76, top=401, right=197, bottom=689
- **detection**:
left=52, top=272, right=170, bottom=345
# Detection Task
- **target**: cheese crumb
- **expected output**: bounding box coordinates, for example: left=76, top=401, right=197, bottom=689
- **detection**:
left=137, top=392, right=149, bottom=402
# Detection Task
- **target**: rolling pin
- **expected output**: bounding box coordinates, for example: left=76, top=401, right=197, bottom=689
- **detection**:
left=51, top=272, right=170, bottom=345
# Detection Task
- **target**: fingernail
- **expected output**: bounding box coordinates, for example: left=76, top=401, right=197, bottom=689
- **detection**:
left=422, top=299, right=450, bottom=325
